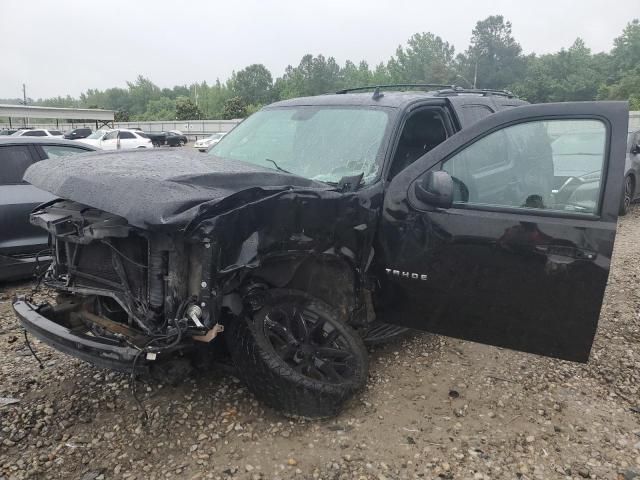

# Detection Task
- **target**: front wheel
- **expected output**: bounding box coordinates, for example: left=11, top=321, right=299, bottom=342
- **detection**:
left=225, top=289, right=368, bottom=418
left=620, top=175, right=634, bottom=216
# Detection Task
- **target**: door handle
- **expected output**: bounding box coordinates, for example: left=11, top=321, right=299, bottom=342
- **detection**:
left=535, top=244, right=597, bottom=260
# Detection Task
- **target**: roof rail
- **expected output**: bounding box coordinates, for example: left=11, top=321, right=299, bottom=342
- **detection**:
left=434, top=87, right=515, bottom=98
left=335, top=84, right=456, bottom=94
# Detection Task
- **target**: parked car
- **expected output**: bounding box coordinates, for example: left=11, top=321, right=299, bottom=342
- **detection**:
left=77, top=129, right=111, bottom=148
left=11, top=128, right=64, bottom=138
left=64, top=127, right=93, bottom=140
left=194, top=132, right=226, bottom=152
left=551, top=128, right=640, bottom=215
left=621, top=129, right=640, bottom=214
left=78, top=128, right=152, bottom=150
left=0, top=137, right=97, bottom=281
left=13, top=86, right=629, bottom=418
left=146, top=130, right=188, bottom=147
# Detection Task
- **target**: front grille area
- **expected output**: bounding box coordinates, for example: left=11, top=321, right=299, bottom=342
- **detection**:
left=56, top=237, right=148, bottom=299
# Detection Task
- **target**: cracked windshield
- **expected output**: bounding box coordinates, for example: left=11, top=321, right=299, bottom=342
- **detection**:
left=209, top=106, right=391, bottom=184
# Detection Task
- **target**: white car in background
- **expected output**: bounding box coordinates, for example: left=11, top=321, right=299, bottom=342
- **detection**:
left=77, top=129, right=111, bottom=147
left=193, top=132, right=226, bottom=152
left=78, top=128, right=153, bottom=150
left=11, top=128, right=64, bottom=137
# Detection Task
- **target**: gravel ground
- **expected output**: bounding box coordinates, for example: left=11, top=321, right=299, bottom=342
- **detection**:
left=1, top=209, right=640, bottom=480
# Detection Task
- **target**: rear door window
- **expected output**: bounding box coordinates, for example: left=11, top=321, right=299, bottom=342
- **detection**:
left=22, top=130, right=47, bottom=137
left=119, top=131, right=136, bottom=139
left=41, top=145, right=92, bottom=158
left=0, top=146, right=35, bottom=184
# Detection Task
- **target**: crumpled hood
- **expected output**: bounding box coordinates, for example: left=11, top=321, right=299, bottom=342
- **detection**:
left=24, top=149, right=327, bottom=230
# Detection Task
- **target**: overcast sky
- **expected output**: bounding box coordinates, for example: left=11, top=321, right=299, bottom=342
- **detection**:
left=1, top=0, right=636, bottom=99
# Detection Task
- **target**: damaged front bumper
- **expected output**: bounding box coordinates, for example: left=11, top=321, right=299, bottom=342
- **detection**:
left=12, top=298, right=142, bottom=372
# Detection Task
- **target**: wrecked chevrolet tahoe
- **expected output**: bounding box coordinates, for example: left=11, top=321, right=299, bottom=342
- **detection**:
left=12, top=86, right=629, bottom=418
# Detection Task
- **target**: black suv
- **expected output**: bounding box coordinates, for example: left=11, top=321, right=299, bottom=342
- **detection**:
left=12, top=86, right=629, bottom=417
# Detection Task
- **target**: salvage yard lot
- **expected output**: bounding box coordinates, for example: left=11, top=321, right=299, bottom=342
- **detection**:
left=1, top=211, right=639, bottom=480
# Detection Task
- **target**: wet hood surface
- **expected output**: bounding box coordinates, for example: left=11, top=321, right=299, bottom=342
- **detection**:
left=24, top=149, right=328, bottom=230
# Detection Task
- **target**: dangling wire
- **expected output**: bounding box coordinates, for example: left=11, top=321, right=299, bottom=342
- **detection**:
left=24, top=331, right=44, bottom=369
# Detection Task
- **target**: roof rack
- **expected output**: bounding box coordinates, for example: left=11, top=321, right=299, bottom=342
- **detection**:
left=335, top=84, right=456, bottom=94
left=434, top=87, right=515, bottom=98
left=334, top=84, right=516, bottom=99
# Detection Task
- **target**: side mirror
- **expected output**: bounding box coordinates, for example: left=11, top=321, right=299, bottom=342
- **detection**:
left=414, top=170, right=454, bottom=208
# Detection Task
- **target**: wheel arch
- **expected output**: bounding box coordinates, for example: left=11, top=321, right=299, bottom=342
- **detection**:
left=247, top=253, right=358, bottom=321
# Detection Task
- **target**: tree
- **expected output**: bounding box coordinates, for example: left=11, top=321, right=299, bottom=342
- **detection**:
left=278, top=54, right=342, bottom=98
left=387, top=33, right=456, bottom=84
left=230, top=64, right=274, bottom=105
left=457, top=15, right=525, bottom=89
left=126, top=75, right=161, bottom=116
left=222, top=96, right=247, bottom=119
left=611, top=19, right=640, bottom=74
left=175, top=96, right=200, bottom=120
left=140, top=96, right=176, bottom=121
left=114, top=110, right=130, bottom=122
left=513, top=39, right=607, bottom=103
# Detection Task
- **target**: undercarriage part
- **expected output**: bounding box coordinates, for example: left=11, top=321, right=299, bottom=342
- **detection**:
left=225, top=289, right=368, bottom=418
left=193, top=323, right=225, bottom=343
left=147, top=246, right=166, bottom=311
left=362, top=321, right=412, bottom=346
left=186, top=304, right=204, bottom=327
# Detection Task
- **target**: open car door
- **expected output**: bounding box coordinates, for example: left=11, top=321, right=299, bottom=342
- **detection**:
left=378, top=101, right=629, bottom=362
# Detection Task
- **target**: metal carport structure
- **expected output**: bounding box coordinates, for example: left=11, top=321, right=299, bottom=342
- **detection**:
left=0, top=104, right=114, bottom=129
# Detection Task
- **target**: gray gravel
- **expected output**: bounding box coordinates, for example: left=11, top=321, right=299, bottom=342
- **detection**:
left=1, top=208, right=640, bottom=480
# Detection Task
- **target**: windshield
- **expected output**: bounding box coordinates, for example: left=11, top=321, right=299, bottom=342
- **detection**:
left=209, top=106, right=391, bottom=184
left=87, top=130, right=108, bottom=139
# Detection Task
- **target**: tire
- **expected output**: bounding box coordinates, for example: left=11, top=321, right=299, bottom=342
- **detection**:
left=225, top=289, right=368, bottom=418
left=620, top=175, right=634, bottom=216
left=179, top=139, right=186, bottom=147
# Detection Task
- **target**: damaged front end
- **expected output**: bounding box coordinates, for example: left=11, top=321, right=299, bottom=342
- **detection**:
left=13, top=200, right=225, bottom=372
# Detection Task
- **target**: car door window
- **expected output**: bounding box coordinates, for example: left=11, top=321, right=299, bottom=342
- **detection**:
left=103, top=131, right=118, bottom=140
left=442, top=119, right=607, bottom=215
left=41, top=145, right=91, bottom=158
left=0, top=146, right=35, bottom=184
left=119, top=131, right=135, bottom=139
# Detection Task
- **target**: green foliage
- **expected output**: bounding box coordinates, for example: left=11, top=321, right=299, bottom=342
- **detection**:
left=141, top=96, right=176, bottom=121
left=457, top=15, right=525, bottom=89
left=222, top=96, right=248, bottom=119
left=278, top=54, right=343, bottom=98
left=175, top=96, right=200, bottom=120
left=387, top=33, right=455, bottom=84
left=611, top=19, right=640, bottom=74
left=21, top=16, right=640, bottom=120
left=230, top=64, right=274, bottom=105
left=513, top=39, right=608, bottom=102
left=114, top=110, right=130, bottom=122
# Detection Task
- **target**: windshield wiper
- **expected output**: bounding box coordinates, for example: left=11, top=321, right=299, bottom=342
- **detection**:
left=265, top=158, right=292, bottom=174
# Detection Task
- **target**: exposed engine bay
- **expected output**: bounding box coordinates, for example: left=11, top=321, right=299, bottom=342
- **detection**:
left=30, top=200, right=237, bottom=357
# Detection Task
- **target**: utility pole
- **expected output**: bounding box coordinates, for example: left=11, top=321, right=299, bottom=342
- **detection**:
left=22, top=84, right=28, bottom=127
left=473, top=59, right=478, bottom=89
